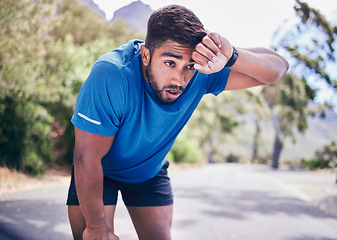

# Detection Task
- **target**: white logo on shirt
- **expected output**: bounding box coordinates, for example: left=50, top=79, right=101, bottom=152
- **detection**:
left=78, top=113, right=101, bottom=125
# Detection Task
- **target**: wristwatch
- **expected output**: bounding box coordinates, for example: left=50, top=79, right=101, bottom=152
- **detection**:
left=224, top=46, right=238, bottom=68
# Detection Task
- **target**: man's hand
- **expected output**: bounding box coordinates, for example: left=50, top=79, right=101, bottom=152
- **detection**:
left=192, top=32, right=233, bottom=74
left=83, top=225, right=119, bottom=240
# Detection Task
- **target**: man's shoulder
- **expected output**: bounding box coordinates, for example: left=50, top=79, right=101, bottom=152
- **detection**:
left=86, top=40, right=144, bottom=95
left=96, top=39, right=143, bottom=68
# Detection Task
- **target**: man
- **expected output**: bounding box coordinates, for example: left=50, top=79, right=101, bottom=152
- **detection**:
left=66, top=5, right=288, bottom=240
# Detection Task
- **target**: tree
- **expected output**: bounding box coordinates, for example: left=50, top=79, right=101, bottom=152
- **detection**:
left=52, top=0, right=107, bottom=45
left=0, top=0, right=57, bottom=174
left=262, top=74, right=316, bottom=168
left=52, top=0, right=145, bottom=46
left=263, top=0, right=337, bottom=168
left=183, top=92, right=245, bottom=163
left=0, top=0, right=135, bottom=173
left=244, top=89, right=271, bottom=164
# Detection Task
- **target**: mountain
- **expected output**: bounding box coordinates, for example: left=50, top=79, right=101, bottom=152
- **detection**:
left=111, top=1, right=153, bottom=33
left=77, top=0, right=106, bottom=19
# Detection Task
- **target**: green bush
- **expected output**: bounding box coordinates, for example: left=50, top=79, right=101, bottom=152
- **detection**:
left=170, top=135, right=204, bottom=164
left=301, top=141, right=337, bottom=170
left=226, top=153, right=240, bottom=163
left=0, top=94, right=53, bottom=175
left=300, top=158, right=327, bottom=170
left=165, top=151, right=175, bottom=163
left=22, top=152, right=45, bottom=176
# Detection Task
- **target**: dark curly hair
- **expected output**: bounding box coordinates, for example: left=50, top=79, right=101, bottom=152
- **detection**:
left=145, top=5, right=207, bottom=54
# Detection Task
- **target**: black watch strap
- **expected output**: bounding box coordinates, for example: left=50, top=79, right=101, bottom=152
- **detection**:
left=224, top=47, right=238, bottom=68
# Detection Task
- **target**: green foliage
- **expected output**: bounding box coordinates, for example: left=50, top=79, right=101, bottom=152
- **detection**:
left=0, top=0, right=144, bottom=175
left=0, top=93, right=53, bottom=175
left=315, top=141, right=337, bottom=167
left=263, top=0, right=337, bottom=168
left=301, top=141, right=337, bottom=169
left=106, top=20, right=145, bottom=47
left=263, top=74, right=314, bottom=141
left=301, top=158, right=327, bottom=170
left=170, top=133, right=204, bottom=164
left=0, top=0, right=57, bottom=174
left=294, top=0, right=337, bottom=58
left=52, top=0, right=144, bottom=46
left=275, top=0, right=337, bottom=89
left=226, top=153, right=240, bottom=163
left=244, top=88, right=271, bottom=163
left=185, top=92, right=244, bottom=163
left=165, top=151, right=175, bottom=163
left=52, top=0, right=108, bottom=45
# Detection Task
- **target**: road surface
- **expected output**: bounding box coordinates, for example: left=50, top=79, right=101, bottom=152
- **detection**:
left=0, top=163, right=336, bottom=239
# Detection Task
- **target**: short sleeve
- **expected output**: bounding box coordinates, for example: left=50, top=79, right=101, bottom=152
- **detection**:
left=205, top=68, right=231, bottom=96
left=71, top=61, right=127, bottom=136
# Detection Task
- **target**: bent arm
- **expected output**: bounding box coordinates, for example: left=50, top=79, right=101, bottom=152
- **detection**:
left=73, top=127, right=114, bottom=234
left=192, top=32, right=289, bottom=90
left=225, top=47, right=289, bottom=90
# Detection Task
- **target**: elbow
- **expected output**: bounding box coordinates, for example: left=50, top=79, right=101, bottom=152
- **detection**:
left=271, top=57, right=289, bottom=83
left=278, top=56, right=289, bottom=79
left=281, top=57, right=289, bottom=78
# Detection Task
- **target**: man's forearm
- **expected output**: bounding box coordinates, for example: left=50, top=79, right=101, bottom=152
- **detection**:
left=74, top=157, right=106, bottom=229
left=232, top=47, right=289, bottom=84
left=193, top=33, right=288, bottom=83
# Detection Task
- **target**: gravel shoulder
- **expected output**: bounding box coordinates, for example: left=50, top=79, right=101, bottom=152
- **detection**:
left=0, top=166, right=71, bottom=197
left=256, top=166, right=337, bottom=218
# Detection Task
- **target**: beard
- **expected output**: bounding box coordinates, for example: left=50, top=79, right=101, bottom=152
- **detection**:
left=145, top=63, right=185, bottom=104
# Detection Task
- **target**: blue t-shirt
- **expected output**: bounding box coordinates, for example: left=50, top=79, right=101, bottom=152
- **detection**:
left=71, top=40, right=230, bottom=183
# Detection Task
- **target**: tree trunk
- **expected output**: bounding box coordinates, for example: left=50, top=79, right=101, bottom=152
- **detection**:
left=207, top=126, right=217, bottom=163
left=251, top=119, right=261, bottom=164
left=272, top=133, right=283, bottom=169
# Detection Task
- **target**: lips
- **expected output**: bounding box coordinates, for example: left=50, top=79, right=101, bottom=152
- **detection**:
left=165, top=89, right=182, bottom=101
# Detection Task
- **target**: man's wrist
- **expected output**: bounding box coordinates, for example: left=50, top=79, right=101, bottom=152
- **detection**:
left=86, top=220, right=105, bottom=230
left=224, top=46, right=238, bottom=68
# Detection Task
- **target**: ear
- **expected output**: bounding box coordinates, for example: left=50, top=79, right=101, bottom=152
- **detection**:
left=140, top=44, right=151, bottom=66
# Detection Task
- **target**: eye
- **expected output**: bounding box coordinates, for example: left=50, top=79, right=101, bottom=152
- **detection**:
left=186, top=64, right=195, bottom=70
left=165, top=61, right=175, bottom=67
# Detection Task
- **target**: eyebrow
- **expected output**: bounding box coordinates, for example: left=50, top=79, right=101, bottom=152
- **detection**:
left=161, top=52, right=195, bottom=63
left=161, top=52, right=182, bottom=59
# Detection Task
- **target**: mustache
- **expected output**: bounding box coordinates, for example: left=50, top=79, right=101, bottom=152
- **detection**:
left=162, top=85, right=185, bottom=91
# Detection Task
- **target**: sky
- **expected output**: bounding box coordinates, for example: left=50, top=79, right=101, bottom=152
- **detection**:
left=93, top=0, right=337, bottom=48
left=93, top=0, right=337, bottom=108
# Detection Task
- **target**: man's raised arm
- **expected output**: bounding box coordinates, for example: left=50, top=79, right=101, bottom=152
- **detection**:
left=192, top=32, right=289, bottom=90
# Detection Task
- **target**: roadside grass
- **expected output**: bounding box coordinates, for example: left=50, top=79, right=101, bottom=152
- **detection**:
left=0, top=161, right=203, bottom=195
left=0, top=166, right=70, bottom=195
left=1, top=160, right=334, bottom=195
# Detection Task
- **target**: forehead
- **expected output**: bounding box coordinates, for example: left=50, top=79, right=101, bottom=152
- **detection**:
left=153, top=40, right=194, bottom=60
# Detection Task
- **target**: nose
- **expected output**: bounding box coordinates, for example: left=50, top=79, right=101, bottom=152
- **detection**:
left=172, top=69, right=185, bottom=87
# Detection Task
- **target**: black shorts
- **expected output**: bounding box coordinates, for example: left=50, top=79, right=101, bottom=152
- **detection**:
left=66, top=161, right=173, bottom=207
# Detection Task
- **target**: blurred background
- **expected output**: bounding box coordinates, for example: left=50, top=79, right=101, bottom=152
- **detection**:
left=0, top=0, right=336, bottom=181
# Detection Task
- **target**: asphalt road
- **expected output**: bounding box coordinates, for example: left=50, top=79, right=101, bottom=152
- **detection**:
left=0, top=163, right=336, bottom=240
